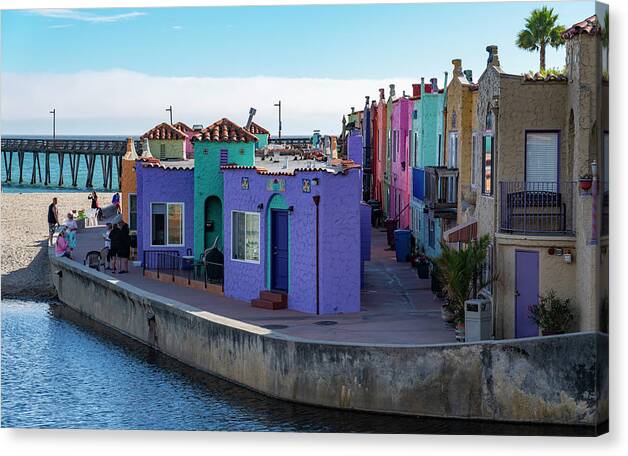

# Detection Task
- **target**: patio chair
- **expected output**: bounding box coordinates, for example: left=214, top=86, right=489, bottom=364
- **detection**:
left=84, top=250, right=102, bottom=271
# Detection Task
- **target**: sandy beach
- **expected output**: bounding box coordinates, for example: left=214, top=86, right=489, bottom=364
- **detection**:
left=1, top=190, right=113, bottom=298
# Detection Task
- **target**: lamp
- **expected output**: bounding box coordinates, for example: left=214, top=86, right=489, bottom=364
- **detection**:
left=591, top=160, right=598, bottom=178
left=257, top=203, right=264, bottom=211
left=312, top=177, right=320, bottom=186
left=288, top=206, right=294, bottom=213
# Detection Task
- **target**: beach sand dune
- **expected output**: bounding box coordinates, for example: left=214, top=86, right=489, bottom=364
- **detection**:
left=1, top=191, right=113, bottom=298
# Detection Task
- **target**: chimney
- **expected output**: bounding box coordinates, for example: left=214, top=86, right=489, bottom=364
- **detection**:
left=412, top=83, right=421, bottom=98
left=420, top=77, right=425, bottom=97
left=402, top=90, right=406, bottom=98
left=430, top=78, right=439, bottom=92
left=463, top=69, right=473, bottom=83
left=124, top=137, right=138, bottom=160
left=364, top=95, right=370, bottom=107
left=245, top=107, right=256, bottom=129
left=351, top=107, right=355, bottom=114
left=142, top=138, right=154, bottom=159
left=379, top=88, right=385, bottom=101
left=389, top=84, right=396, bottom=99
left=486, top=45, right=500, bottom=68
left=452, top=59, right=463, bottom=77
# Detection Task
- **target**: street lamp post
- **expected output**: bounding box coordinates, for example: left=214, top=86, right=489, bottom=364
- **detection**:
left=49, top=108, right=56, bottom=139
left=166, top=105, right=173, bottom=125
left=274, top=100, right=282, bottom=140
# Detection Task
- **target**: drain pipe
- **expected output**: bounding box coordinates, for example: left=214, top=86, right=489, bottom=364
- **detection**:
left=313, top=195, right=321, bottom=315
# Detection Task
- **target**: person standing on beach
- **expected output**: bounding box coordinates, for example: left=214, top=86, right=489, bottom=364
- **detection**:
left=88, top=191, right=101, bottom=220
left=47, top=197, right=59, bottom=246
left=65, top=213, right=78, bottom=254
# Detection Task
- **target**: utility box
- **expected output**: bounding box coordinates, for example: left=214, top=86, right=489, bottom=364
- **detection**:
left=464, top=299, right=492, bottom=342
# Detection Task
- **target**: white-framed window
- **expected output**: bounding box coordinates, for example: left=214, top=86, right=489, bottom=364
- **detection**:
left=526, top=131, right=559, bottom=191
left=448, top=132, right=458, bottom=168
left=128, top=193, right=137, bottom=231
left=151, top=202, right=184, bottom=246
left=231, top=211, right=260, bottom=263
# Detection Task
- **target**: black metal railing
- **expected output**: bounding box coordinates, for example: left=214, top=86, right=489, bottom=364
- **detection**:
left=142, top=250, right=224, bottom=289
left=499, top=181, right=576, bottom=235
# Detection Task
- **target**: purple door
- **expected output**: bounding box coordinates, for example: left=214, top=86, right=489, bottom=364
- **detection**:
left=271, top=210, right=289, bottom=291
left=515, top=250, right=539, bottom=338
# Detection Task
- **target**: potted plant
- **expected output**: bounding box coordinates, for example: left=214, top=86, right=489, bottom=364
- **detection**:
left=416, top=253, right=430, bottom=279
left=528, top=290, right=575, bottom=335
left=434, top=235, right=498, bottom=341
left=579, top=173, right=593, bottom=191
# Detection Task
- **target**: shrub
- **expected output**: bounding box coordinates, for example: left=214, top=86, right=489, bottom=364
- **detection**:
left=529, top=290, right=575, bottom=334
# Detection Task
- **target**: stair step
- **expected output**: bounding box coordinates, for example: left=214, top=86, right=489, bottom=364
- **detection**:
left=251, top=298, right=287, bottom=310
left=260, top=290, right=288, bottom=305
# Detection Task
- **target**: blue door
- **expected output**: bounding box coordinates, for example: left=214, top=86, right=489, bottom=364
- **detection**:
left=515, top=250, right=539, bottom=338
left=271, top=210, right=289, bottom=291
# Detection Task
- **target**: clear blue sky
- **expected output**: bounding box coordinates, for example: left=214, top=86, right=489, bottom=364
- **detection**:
left=1, top=1, right=596, bottom=135
left=2, top=2, right=594, bottom=78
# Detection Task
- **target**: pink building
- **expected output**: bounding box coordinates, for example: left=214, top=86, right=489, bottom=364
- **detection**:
left=389, top=95, right=413, bottom=229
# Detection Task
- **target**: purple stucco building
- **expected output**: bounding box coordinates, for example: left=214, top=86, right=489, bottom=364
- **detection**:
left=221, top=162, right=362, bottom=314
left=136, top=160, right=195, bottom=261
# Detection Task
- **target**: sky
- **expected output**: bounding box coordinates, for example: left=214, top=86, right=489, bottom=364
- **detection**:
left=1, top=1, right=595, bottom=136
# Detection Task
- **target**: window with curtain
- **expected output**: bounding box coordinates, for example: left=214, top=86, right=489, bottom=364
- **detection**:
left=151, top=203, right=184, bottom=246
left=448, top=133, right=458, bottom=168
left=525, top=132, right=559, bottom=190
left=482, top=135, right=493, bottom=195
left=232, top=211, right=260, bottom=262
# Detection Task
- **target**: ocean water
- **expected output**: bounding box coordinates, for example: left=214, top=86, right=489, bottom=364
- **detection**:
left=1, top=135, right=132, bottom=193
left=0, top=299, right=594, bottom=435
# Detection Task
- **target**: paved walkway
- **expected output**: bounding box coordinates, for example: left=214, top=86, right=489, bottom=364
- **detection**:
left=70, top=223, right=454, bottom=345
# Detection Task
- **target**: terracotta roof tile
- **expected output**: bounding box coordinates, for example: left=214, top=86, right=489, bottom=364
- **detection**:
left=173, top=121, right=193, bottom=133
left=561, top=15, right=600, bottom=40
left=196, top=118, right=258, bottom=143
left=141, top=122, right=187, bottom=141
left=523, top=72, right=568, bottom=82
left=246, top=122, right=270, bottom=135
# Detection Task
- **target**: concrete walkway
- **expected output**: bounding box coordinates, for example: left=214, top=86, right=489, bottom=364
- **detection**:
left=70, top=223, right=454, bottom=345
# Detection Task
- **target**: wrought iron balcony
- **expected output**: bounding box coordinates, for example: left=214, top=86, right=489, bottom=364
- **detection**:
left=424, top=166, right=458, bottom=217
left=499, top=181, right=575, bottom=236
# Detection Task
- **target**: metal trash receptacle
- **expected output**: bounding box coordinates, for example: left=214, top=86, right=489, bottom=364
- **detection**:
left=464, top=299, right=492, bottom=342
left=394, top=229, right=412, bottom=262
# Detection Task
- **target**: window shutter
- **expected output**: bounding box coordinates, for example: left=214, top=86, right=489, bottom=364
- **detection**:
left=526, top=132, right=558, bottom=185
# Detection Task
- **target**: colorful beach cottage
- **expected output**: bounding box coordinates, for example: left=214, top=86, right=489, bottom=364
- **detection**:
left=408, top=77, right=448, bottom=259
left=389, top=94, right=413, bottom=229
left=140, top=122, right=195, bottom=161
left=192, top=118, right=258, bottom=256
left=221, top=158, right=362, bottom=314
left=373, top=88, right=388, bottom=215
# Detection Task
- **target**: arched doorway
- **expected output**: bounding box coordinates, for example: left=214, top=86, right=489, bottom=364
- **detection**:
left=204, top=196, right=223, bottom=251
left=267, top=194, right=289, bottom=291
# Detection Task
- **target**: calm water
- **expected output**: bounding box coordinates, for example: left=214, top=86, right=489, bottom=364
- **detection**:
left=0, top=299, right=595, bottom=434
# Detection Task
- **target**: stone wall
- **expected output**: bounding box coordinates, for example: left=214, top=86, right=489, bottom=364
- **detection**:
left=49, top=253, right=608, bottom=427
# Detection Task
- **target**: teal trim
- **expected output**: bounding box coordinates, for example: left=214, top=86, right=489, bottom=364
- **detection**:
left=266, top=193, right=290, bottom=290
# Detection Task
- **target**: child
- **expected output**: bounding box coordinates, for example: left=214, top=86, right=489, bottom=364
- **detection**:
left=65, top=213, right=78, bottom=253
left=55, top=229, right=71, bottom=258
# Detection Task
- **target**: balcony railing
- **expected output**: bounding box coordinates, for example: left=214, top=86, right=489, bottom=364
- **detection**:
left=499, top=181, right=575, bottom=235
left=142, top=250, right=224, bottom=289
left=425, top=166, right=458, bottom=215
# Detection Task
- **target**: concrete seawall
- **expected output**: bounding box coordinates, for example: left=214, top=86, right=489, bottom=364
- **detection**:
left=49, top=253, right=608, bottom=427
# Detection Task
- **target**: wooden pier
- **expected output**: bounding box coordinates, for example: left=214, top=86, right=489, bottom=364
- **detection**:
left=1, top=138, right=142, bottom=189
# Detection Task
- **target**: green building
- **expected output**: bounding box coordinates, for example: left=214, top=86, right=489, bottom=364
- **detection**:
left=246, top=122, right=270, bottom=149
left=193, top=118, right=257, bottom=257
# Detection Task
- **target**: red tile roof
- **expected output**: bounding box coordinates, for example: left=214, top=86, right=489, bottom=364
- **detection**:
left=562, top=15, right=599, bottom=40
left=246, top=122, right=270, bottom=135
left=173, top=122, right=193, bottom=133
left=523, top=72, right=568, bottom=82
left=220, top=159, right=361, bottom=176
left=141, top=122, right=188, bottom=141
left=196, top=118, right=258, bottom=143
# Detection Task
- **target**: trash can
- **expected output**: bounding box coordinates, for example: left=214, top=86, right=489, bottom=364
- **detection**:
left=394, top=229, right=412, bottom=262
left=464, top=299, right=492, bottom=342
left=384, top=218, right=398, bottom=247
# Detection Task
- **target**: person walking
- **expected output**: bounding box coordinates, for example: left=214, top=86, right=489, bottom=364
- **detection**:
left=116, top=221, right=131, bottom=274
left=47, top=197, right=59, bottom=246
left=88, top=191, right=101, bottom=220
left=108, top=222, right=121, bottom=273
left=112, top=192, right=121, bottom=213
left=103, top=223, right=113, bottom=270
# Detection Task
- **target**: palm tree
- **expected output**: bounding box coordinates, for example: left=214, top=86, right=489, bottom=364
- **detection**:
left=435, top=235, right=497, bottom=324
left=516, top=7, right=565, bottom=72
